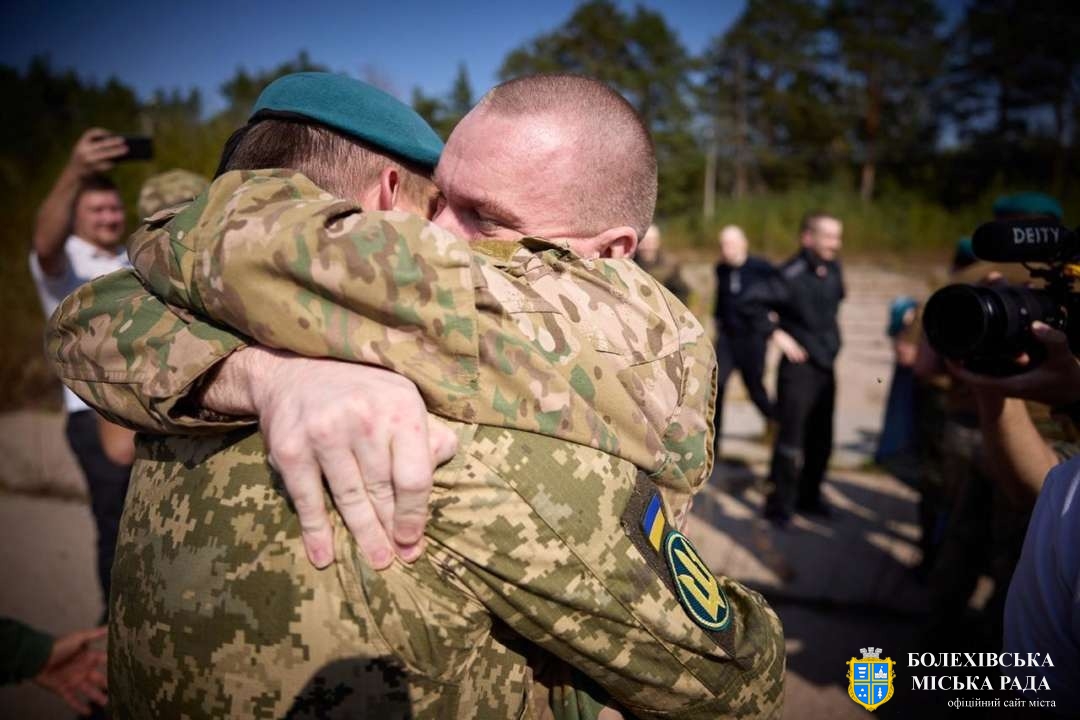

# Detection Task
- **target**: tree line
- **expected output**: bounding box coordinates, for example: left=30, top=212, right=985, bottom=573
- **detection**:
left=415, top=0, right=1079, bottom=224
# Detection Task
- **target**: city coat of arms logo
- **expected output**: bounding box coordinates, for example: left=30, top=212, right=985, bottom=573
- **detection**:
left=847, top=647, right=894, bottom=711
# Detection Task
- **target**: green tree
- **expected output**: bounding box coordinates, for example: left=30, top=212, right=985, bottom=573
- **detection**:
left=410, top=63, right=474, bottom=140
left=448, top=63, right=474, bottom=120
left=947, top=0, right=1080, bottom=195
left=701, top=0, right=844, bottom=200
left=828, top=0, right=945, bottom=201
left=411, top=86, right=446, bottom=136
left=218, top=50, right=327, bottom=127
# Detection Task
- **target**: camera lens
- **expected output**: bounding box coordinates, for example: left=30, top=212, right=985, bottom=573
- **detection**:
left=923, top=284, right=1058, bottom=359
left=924, top=285, right=994, bottom=357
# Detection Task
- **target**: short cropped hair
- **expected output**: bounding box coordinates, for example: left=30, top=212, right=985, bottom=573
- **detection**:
left=477, top=74, right=657, bottom=239
left=219, top=117, right=435, bottom=209
left=799, top=210, right=840, bottom=235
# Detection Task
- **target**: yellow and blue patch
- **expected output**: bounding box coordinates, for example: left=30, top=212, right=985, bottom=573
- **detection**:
left=641, top=493, right=668, bottom=551
left=636, top=493, right=732, bottom=634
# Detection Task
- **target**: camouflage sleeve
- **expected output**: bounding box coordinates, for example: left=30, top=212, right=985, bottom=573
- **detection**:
left=355, top=424, right=786, bottom=719
left=661, top=283, right=718, bottom=525
left=46, top=268, right=252, bottom=434
left=129, top=170, right=479, bottom=414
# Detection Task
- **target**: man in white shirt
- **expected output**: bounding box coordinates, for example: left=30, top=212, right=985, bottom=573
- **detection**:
left=30, top=128, right=134, bottom=617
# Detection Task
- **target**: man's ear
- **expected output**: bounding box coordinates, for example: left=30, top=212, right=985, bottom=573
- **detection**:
left=376, top=166, right=401, bottom=211
left=582, top=226, right=638, bottom=259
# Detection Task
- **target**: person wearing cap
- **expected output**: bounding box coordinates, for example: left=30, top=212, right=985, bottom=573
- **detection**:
left=136, top=169, right=209, bottom=219
left=49, top=73, right=784, bottom=718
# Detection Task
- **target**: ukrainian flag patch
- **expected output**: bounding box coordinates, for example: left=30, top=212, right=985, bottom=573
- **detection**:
left=641, top=493, right=667, bottom=551
left=623, top=486, right=733, bottom=639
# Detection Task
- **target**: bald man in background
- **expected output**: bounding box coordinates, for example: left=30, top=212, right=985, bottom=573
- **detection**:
left=712, top=225, right=776, bottom=449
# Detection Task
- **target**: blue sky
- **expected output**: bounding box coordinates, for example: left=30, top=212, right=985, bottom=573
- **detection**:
left=1, top=1, right=745, bottom=114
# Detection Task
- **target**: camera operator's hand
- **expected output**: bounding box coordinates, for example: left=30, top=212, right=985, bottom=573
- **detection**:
left=69, top=128, right=128, bottom=177
left=947, top=322, right=1080, bottom=407
left=772, top=328, right=808, bottom=364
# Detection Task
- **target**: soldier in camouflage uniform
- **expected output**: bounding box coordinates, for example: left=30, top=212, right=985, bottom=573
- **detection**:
left=48, top=74, right=785, bottom=718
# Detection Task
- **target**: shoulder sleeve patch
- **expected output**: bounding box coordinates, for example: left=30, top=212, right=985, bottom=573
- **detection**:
left=621, top=476, right=735, bottom=651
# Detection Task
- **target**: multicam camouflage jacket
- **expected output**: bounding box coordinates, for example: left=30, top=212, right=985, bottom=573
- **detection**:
left=47, top=170, right=785, bottom=718
left=54, top=169, right=714, bottom=510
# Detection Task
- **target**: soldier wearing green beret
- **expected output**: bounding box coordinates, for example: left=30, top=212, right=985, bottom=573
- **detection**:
left=48, top=73, right=784, bottom=718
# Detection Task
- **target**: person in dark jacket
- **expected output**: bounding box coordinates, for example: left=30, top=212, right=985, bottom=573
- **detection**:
left=740, top=211, right=845, bottom=526
left=713, top=225, right=776, bottom=446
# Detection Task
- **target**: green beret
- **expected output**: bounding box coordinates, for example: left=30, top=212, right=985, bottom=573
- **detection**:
left=252, top=72, right=443, bottom=168
left=951, top=236, right=976, bottom=272
left=992, top=192, right=1063, bottom=221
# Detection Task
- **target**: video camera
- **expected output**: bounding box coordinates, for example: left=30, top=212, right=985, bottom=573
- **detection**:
left=923, top=219, right=1080, bottom=375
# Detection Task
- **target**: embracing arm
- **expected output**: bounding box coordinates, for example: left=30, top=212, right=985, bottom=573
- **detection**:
left=129, top=170, right=480, bottom=413
left=46, top=267, right=458, bottom=569
left=47, top=171, right=475, bottom=569
left=47, top=268, right=250, bottom=435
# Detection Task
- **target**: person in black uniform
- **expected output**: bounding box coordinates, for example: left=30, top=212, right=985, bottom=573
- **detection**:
left=740, top=211, right=845, bottom=526
left=713, top=225, right=776, bottom=446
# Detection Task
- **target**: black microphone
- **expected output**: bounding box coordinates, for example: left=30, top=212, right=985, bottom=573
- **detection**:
left=972, top=220, right=1078, bottom=262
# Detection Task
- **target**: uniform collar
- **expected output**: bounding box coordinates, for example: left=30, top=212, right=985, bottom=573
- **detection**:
left=471, top=236, right=577, bottom=266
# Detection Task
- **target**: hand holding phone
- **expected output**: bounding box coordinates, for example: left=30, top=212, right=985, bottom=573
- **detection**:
left=116, top=135, right=154, bottom=162
left=70, top=128, right=128, bottom=174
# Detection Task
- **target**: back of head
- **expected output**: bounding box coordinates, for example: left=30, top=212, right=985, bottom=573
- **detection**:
left=220, top=118, right=434, bottom=208
left=217, top=72, right=443, bottom=208
left=138, top=169, right=209, bottom=218
left=477, top=74, right=657, bottom=239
